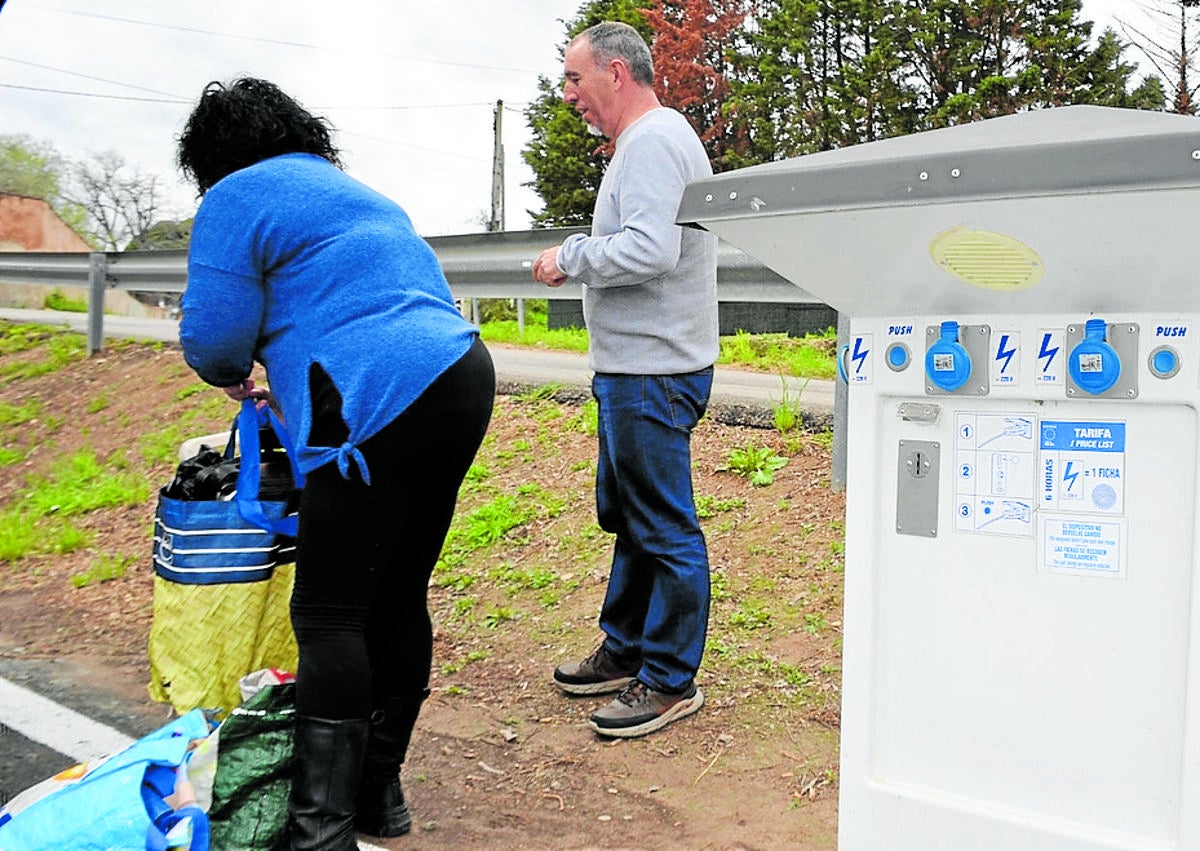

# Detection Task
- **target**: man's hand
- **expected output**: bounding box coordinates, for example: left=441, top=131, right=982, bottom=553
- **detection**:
left=532, top=246, right=568, bottom=287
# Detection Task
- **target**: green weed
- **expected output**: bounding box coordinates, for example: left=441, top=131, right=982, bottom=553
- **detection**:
left=72, top=554, right=136, bottom=588
left=0, top=399, right=42, bottom=427
left=729, top=602, right=773, bottom=630
left=483, top=606, right=516, bottom=628
left=564, top=399, right=598, bottom=436
left=721, top=443, right=788, bottom=486
left=516, top=383, right=564, bottom=403
left=695, top=494, right=747, bottom=519
left=175, top=383, right=208, bottom=401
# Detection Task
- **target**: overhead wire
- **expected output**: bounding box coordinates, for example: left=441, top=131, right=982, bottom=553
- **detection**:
left=32, top=5, right=546, bottom=75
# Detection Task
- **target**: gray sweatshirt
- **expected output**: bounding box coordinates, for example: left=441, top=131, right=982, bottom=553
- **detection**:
left=557, top=108, right=718, bottom=375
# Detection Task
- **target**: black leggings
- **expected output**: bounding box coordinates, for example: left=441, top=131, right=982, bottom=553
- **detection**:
left=290, top=337, right=494, bottom=719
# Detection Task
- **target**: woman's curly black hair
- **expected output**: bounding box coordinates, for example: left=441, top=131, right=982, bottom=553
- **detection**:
left=176, top=77, right=343, bottom=195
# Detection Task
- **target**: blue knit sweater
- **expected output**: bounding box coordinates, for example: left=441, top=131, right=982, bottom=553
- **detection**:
left=180, top=153, right=478, bottom=480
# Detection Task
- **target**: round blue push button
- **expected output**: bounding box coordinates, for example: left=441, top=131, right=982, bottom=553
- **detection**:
left=886, top=343, right=911, bottom=372
left=1068, top=318, right=1120, bottom=395
left=1149, top=345, right=1180, bottom=379
left=925, top=321, right=971, bottom=392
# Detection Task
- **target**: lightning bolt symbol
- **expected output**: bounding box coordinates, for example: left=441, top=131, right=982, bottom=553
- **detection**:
left=851, top=337, right=868, bottom=374
left=1063, top=461, right=1079, bottom=492
left=996, top=334, right=1017, bottom=374
left=1038, top=333, right=1060, bottom=374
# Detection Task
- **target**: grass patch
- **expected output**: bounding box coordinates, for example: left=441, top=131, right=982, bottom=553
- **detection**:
left=475, top=305, right=837, bottom=379
left=72, top=553, right=136, bottom=588
left=0, top=449, right=149, bottom=562
left=25, top=451, right=148, bottom=516
left=44, top=289, right=88, bottom=312
left=0, top=329, right=87, bottom=382
left=478, top=300, right=589, bottom=353
left=719, top=329, right=837, bottom=379
left=0, top=447, right=24, bottom=466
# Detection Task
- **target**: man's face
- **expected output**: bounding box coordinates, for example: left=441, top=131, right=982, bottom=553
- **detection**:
left=562, top=38, right=615, bottom=137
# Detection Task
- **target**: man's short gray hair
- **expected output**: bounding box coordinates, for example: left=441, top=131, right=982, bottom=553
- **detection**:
left=578, top=21, right=654, bottom=86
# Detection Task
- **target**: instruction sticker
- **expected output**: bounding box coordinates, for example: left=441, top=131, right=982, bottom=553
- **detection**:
left=1039, top=420, right=1125, bottom=514
left=1039, top=515, right=1126, bottom=578
left=955, top=412, right=1036, bottom=536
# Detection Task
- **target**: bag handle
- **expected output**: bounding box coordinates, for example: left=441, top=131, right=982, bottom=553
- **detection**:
left=233, top=399, right=305, bottom=537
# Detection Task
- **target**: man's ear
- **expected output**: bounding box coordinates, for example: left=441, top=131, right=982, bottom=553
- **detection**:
left=608, top=58, right=627, bottom=87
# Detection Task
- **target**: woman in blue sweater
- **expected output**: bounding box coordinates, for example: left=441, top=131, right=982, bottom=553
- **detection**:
left=176, top=77, right=494, bottom=850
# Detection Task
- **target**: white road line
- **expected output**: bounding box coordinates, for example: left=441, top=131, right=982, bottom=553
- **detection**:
left=0, top=675, right=134, bottom=764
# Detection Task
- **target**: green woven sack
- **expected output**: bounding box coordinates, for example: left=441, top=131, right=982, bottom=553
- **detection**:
left=209, top=681, right=296, bottom=851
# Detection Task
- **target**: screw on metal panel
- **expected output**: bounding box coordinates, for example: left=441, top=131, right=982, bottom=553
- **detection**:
left=1127, top=389, right=1136, bottom=397
left=1193, top=150, right=1200, bottom=160
left=1067, top=388, right=1076, bottom=396
left=705, top=194, right=713, bottom=202
left=978, top=385, right=987, bottom=393
left=951, top=168, right=961, bottom=178
left=729, top=191, right=738, bottom=200
left=919, top=171, right=929, bottom=180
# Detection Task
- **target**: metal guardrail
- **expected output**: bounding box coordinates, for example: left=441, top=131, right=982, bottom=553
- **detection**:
left=0, top=226, right=818, bottom=353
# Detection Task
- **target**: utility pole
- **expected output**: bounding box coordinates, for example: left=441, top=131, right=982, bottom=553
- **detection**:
left=489, top=99, right=505, bottom=232
left=488, top=99, right=524, bottom=334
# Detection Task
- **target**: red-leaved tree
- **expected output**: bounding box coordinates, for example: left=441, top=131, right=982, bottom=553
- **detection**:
left=641, top=0, right=750, bottom=170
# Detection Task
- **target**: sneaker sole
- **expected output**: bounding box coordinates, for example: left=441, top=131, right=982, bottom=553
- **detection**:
left=587, top=687, right=705, bottom=738
left=554, top=674, right=637, bottom=696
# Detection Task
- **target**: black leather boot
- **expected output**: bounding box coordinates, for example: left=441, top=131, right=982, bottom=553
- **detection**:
left=288, top=715, right=369, bottom=850
left=354, top=689, right=429, bottom=837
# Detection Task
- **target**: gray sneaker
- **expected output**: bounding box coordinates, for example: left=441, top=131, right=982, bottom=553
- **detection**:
left=588, top=680, right=704, bottom=738
left=553, top=644, right=640, bottom=695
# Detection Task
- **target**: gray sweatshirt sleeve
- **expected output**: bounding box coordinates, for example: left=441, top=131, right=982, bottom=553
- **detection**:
left=556, top=131, right=688, bottom=286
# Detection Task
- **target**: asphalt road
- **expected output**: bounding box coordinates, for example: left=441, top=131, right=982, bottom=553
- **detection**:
left=0, top=307, right=836, bottom=425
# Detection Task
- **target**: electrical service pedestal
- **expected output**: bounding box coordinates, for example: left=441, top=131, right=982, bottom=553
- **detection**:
left=679, top=106, right=1200, bottom=850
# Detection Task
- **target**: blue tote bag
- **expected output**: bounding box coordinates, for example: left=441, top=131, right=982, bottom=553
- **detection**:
left=152, top=400, right=304, bottom=586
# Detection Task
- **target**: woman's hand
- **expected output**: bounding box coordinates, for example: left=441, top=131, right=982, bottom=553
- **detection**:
left=221, top=379, right=283, bottom=420
left=221, top=378, right=264, bottom=402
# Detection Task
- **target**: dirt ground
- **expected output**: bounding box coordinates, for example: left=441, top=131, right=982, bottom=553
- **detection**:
left=0, top=326, right=845, bottom=850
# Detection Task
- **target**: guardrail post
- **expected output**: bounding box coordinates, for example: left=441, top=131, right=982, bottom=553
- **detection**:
left=87, top=253, right=108, bottom=356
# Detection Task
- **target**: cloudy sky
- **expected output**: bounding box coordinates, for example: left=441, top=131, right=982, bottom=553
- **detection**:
left=0, top=0, right=1149, bottom=237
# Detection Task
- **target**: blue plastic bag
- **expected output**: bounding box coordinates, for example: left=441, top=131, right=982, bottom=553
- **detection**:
left=0, top=710, right=213, bottom=851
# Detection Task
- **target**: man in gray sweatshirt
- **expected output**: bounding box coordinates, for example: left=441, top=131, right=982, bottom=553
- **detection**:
left=533, top=20, right=718, bottom=739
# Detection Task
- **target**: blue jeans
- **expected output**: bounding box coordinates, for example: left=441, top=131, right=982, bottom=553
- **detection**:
left=592, top=369, right=713, bottom=694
